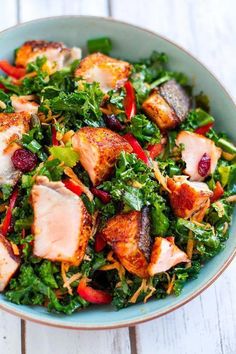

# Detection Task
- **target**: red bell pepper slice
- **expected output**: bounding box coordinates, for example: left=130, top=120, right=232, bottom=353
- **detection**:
left=63, top=179, right=83, bottom=196
left=210, top=181, right=224, bottom=203
left=0, top=83, right=7, bottom=92
left=0, top=60, right=26, bottom=79
left=123, top=81, right=136, bottom=120
left=94, top=233, right=107, bottom=252
left=195, top=123, right=213, bottom=135
left=147, top=143, right=163, bottom=159
left=1, top=187, right=18, bottom=236
left=77, top=278, right=112, bottom=304
left=51, top=126, right=59, bottom=146
left=123, top=133, right=149, bottom=165
left=91, top=187, right=111, bottom=204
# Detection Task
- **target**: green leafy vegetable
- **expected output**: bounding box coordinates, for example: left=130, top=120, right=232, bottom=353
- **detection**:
left=87, top=37, right=112, bottom=54
left=49, top=146, right=79, bottom=167
left=180, top=108, right=214, bottom=131
left=127, top=114, right=161, bottom=145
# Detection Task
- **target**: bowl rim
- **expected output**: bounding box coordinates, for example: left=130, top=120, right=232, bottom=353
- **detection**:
left=0, top=15, right=235, bottom=330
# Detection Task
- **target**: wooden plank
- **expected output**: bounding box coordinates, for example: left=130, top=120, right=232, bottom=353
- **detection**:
left=26, top=323, right=131, bottom=354
left=134, top=261, right=236, bottom=354
left=0, top=311, right=21, bottom=354
left=19, top=0, right=108, bottom=21
left=111, top=0, right=236, bottom=96
left=18, top=2, right=130, bottom=354
left=19, top=0, right=64, bottom=22
left=0, top=2, right=22, bottom=354
left=0, top=0, right=18, bottom=30
left=111, top=0, right=236, bottom=353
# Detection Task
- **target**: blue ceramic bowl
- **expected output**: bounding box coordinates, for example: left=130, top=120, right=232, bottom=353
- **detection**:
left=0, top=16, right=235, bottom=329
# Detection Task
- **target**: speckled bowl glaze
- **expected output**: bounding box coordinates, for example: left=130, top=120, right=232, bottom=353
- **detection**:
left=0, top=16, right=235, bottom=330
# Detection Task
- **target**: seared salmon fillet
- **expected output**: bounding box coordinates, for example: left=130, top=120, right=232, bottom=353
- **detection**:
left=0, top=112, right=30, bottom=185
left=72, top=127, right=132, bottom=186
left=142, top=80, right=190, bottom=130
left=148, top=237, right=189, bottom=276
left=176, top=131, right=222, bottom=181
left=11, top=95, right=39, bottom=114
left=100, top=209, right=151, bottom=278
left=15, top=40, right=81, bottom=73
left=167, top=176, right=213, bottom=219
left=0, top=234, right=20, bottom=291
left=75, top=52, right=131, bottom=92
left=31, top=176, right=92, bottom=265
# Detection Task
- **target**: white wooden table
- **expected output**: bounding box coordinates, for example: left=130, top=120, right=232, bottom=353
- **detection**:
left=0, top=1, right=236, bottom=353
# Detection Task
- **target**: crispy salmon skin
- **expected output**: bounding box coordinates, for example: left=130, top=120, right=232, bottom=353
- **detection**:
left=100, top=210, right=151, bottom=278
left=142, top=80, right=190, bottom=130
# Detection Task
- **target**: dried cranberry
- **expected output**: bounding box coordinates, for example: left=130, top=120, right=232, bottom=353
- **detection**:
left=198, top=153, right=211, bottom=177
left=104, top=114, right=125, bottom=131
left=91, top=187, right=111, bottom=204
left=12, top=148, right=37, bottom=172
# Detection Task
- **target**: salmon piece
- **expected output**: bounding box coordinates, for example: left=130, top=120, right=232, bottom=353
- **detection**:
left=75, top=52, right=131, bottom=92
left=72, top=127, right=132, bottom=186
left=31, top=176, right=92, bottom=265
left=0, top=234, right=20, bottom=291
left=11, top=95, right=39, bottom=114
left=15, top=40, right=81, bottom=73
left=0, top=112, right=30, bottom=185
left=142, top=80, right=190, bottom=130
left=176, top=131, right=222, bottom=181
left=100, top=209, right=151, bottom=278
left=167, top=176, right=213, bottom=219
left=148, top=237, right=189, bottom=276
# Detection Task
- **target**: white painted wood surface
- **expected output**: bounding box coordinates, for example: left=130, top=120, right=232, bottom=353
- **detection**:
left=0, top=1, right=236, bottom=353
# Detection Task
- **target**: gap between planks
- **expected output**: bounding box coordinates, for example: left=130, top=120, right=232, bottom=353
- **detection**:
left=129, top=326, right=138, bottom=354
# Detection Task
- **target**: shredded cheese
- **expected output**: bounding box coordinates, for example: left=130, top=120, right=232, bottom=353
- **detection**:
left=91, top=211, right=99, bottom=239
left=226, top=195, right=236, bottom=203
left=0, top=100, right=6, bottom=110
left=99, top=251, right=125, bottom=281
left=10, top=242, right=20, bottom=256
left=166, top=274, right=176, bottom=295
left=64, top=167, right=93, bottom=201
left=222, top=222, right=229, bottom=235
left=62, top=130, right=75, bottom=144
left=61, top=262, right=73, bottom=295
left=144, top=284, right=156, bottom=303
left=129, top=279, right=148, bottom=304
left=63, top=272, right=82, bottom=289
left=152, top=161, right=170, bottom=192
left=214, top=201, right=225, bottom=217
left=19, top=72, right=37, bottom=81
left=186, top=231, right=194, bottom=260
left=222, top=151, right=236, bottom=161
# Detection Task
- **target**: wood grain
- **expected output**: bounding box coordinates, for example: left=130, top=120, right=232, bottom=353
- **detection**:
left=0, top=1, right=235, bottom=353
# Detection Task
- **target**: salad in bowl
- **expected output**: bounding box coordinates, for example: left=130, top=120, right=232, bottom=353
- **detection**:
left=0, top=36, right=235, bottom=315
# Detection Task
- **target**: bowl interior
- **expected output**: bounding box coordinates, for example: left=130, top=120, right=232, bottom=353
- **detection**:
left=0, top=16, right=235, bottom=329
